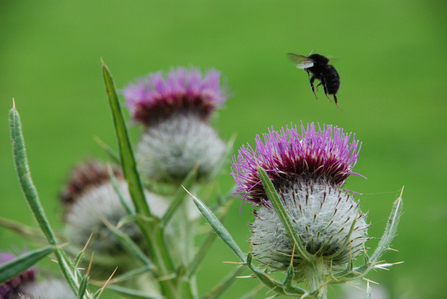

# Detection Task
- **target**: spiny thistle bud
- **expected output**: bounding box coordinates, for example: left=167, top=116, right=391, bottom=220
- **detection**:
left=123, top=67, right=229, bottom=184
left=0, top=252, right=37, bottom=299
left=231, top=123, right=368, bottom=273
left=61, top=161, right=168, bottom=253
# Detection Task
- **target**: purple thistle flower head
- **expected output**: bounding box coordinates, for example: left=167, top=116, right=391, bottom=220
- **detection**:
left=231, top=122, right=363, bottom=205
left=123, top=67, right=228, bottom=126
left=0, top=252, right=38, bottom=298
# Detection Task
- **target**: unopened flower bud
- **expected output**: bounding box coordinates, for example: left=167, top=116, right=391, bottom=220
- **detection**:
left=61, top=161, right=167, bottom=253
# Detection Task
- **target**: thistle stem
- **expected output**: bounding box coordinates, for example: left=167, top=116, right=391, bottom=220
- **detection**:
left=304, top=258, right=328, bottom=299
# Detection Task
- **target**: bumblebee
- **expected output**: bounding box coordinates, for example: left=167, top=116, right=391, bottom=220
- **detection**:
left=288, top=51, right=341, bottom=109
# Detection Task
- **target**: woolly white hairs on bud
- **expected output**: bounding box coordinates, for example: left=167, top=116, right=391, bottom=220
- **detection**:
left=136, top=113, right=226, bottom=183
left=251, top=178, right=368, bottom=271
left=18, top=279, right=75, bottom=299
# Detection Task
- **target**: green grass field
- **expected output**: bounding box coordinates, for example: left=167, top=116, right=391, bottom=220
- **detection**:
left=1, top=1, right=446, bottom=298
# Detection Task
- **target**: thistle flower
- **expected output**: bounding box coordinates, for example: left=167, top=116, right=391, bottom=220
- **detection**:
left=123, top=67, right=229, bottom=183
left=0, top=252, right=37, bottom=299
left=61, top=161, right=168, bottom=254
left=231, top=123, right=369, bottom=293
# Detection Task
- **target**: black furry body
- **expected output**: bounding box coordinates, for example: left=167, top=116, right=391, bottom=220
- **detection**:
left=288, top=52, right=341, bottom=108
left=306, top=54, right=340, bottom=102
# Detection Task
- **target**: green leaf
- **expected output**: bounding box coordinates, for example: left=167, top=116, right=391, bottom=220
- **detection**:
left=9, top=103, right=87, bottom=298
left=101, top=61, right=151, bottom=219
left=370, top=187, right=404, bottom=262
left=257, top=167, right=312, bottom=262
left=105, top=285, right=163, bottom=299
left=72, top=250, right=85, bottom=271
left=94, top=136, right=120, bottom=164
left=161, top=168, right=197, bottom=226
left=188, top=200, right=232, bottom=277
left=102, top=62, right=179, bottom=299
left=103, top=220, right=153, bottom=268
left=0, top=246, right=54, bottom=283
left=77, top=275, right=89, bottom=299
left=245, top=253, right=282, bottom=292
left=9, top=104, right=57, bottom=246
left=186, top=187, right=246, bottom=263
left=245, top=252, right=307, bottom=297
left=108, top=165, right=135, bottom=215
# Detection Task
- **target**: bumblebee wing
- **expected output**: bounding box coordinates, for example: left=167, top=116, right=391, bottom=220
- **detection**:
left=287, top=53, right=314, bottom=69
left=327, top=56, right=340, bottom=62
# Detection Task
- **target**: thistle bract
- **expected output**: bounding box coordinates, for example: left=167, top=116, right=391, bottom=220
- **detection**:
left=123, top=67, right=229, bottom=183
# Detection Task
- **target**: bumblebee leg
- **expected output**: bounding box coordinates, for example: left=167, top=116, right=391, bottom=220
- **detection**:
left=316, top=82, right=323, bottom=92
left=309, top=75, right=318, bottom=99
left=321, top=77, right=332, bottom=103
left=333, top=94, right=343, bottom=110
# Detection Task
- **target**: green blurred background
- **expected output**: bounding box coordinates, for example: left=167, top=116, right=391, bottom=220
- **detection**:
left=1, top=1, right=446, bottom=298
